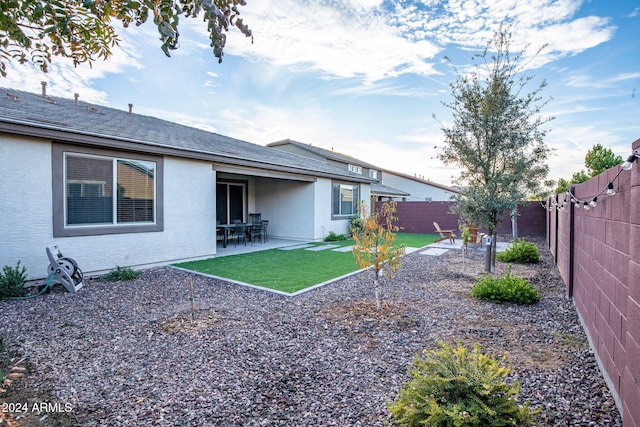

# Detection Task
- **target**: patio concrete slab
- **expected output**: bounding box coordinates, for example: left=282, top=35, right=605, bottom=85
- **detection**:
left=306, top=244, right=341, bottom=251
left=426, top=240, right=511, bottom=252
left=278, top=244, right=315, bottom=250
left=332, top=245, right=355, bottom=252
left=420, top=248, right=449, bottom=256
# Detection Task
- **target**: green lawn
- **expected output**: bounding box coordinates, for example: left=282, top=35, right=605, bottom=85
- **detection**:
left=175, top=233, right=440, bottom=294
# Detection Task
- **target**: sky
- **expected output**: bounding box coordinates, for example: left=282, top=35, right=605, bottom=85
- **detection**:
left=3, top=0, right=640, bottom=188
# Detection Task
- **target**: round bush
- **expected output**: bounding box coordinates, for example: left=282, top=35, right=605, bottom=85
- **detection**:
left=388, top=341, right=534, bottom=426
left=471, top=267, right=540, bottom=304
left=497, top=239, right=540, bottom=263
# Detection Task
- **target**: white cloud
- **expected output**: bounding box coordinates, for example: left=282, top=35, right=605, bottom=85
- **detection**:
left=219, top=0, right=616, bottom=85
left=3, top=27, right=144, bottom=105
left=230, top=0, right=441, bottom=83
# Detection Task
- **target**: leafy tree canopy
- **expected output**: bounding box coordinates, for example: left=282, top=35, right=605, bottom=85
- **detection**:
left=0, top=0, right=252, bottom=77
left=585, top=143, right=623, bottom=176
left=436, top=26, right=552, bottom=272
left=554, top=144, right=623, bottom=193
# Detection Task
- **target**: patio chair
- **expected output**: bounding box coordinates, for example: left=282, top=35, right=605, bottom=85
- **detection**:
left=230, top=223, right=247, bottom=247
left=262, top=220, right=269, bottom=242
left=249, top=222, right=263, bottom=244
left=433, top=222, right=456, bottom=243
left=249, top=213, right=262, bottom=225
left=464, top=225, right=485, bottom=250
left=216, top=220, right=223, bottom=242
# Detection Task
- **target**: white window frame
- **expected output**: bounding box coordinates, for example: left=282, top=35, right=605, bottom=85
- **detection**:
left=348, top=164, right=362, bottom=174
left=332, top=182, right=360, bottom=218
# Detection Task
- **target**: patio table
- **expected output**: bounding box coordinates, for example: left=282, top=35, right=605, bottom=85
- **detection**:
left=216, top=224, right=238, bottom=248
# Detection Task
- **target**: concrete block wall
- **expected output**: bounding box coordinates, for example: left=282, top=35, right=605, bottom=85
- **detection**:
left=377, top=200, right=546, bottom=237
left=549, top=138, right=640, bottom=425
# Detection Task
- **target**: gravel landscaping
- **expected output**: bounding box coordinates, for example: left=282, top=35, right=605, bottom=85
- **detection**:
left=0, top=238, right=622, bottom=426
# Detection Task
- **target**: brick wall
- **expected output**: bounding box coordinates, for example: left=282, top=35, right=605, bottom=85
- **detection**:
left=548, top=138, right=640, bottom=425
left=377, top=200, right=546, bottom=237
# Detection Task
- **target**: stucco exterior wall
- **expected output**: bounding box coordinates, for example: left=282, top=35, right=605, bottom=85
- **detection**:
left=382, top=172, right=455, bottom=201
left=1, top=135, right=54, bottom=278
left=254, top=177, right=316, bottom=240
left=0, top=134, right=217, bottom=279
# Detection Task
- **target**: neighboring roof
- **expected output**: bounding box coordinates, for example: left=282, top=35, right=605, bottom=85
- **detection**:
left=371, top=183, right=410, bottom=197
left=268, top=139, right=380, bottom=170
left=0, top=88, right=373, bottom=183
left=383, top=168, right=459, bottom=194
left=268, top=139, right=457, bottom=193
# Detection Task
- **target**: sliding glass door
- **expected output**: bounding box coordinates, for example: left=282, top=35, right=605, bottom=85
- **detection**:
left=216, top=182, right=246, bottom=224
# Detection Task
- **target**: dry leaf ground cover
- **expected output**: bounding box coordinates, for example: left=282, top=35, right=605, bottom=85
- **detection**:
left=0, top=238, right=621, bottom=426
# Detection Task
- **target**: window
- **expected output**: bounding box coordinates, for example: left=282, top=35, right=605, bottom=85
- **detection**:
left=348, top=164, right=362, bottom=174
left=332, top=182, right=359, bottom=217
left=53, top=144, right=163, bottom=237
left=369, top=169, right=378, bottom=179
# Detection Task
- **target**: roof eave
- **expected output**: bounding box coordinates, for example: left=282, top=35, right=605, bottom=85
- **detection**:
left=0, top=119, right=373, bottom=183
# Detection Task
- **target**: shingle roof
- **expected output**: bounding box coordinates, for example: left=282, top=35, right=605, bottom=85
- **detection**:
left=268, top=139, right=380, bottom=169
left=268, top=138, right=458, bottom=194
left=0, top=88, right=372, bottom=182
left=371, top=183, right=410, bottom=197
left=382, top=168, right=459, bottom=193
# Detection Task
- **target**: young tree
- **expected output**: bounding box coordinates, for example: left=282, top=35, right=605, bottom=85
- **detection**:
left=436, top=26, right=552, bottom=272
left=352, top=201, right=405, bottom=311
left=0, top=0, right=252, bottom=77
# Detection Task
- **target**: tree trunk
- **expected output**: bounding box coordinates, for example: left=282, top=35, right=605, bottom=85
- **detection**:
left=374, top=277, right=381, bottom=311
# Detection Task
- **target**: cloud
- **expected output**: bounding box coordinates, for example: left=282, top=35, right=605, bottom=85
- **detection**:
left=220, top=0, right=617, bottom=85
left=2, top=27, right=144, bottom=105
left=229, top=0, right=441, bottom=83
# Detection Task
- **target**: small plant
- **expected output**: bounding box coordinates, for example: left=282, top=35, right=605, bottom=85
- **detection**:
left=101, top=266, right=140, bottom=282
left=388, top=341, right=534, bottom=427
left=471, top=266, right=540, bottom=304
left=0, top=261, right=28, bottom=298
left=0, top=336, right=9, bottom=383
left=497, top=238, right=540, bottom=263
left=324, top=231, right=347, bottom=242
left=349, top=215, right=364, bottom=237
left=460, top=225, right=470, bottom=271
left=352, top=201, right=405, bottom=310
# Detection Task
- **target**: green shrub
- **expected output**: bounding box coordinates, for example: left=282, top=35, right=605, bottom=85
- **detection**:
left=0, top=336, right=9, bottom=383
left=349, top=215, right=364, bottom=236
left=0, top=261, right=28, bottom=298
left=388, top=341, right=534, bottom=427
left=101, top=266, right=140, bottom=282
left=471, top=267, right=540, bottom=304
left=497, top=239, right=540, bottom=263
left=324, top=231, right=347, bottom=242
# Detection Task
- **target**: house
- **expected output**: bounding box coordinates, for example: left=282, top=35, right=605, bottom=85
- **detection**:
left=380, top=169, right=458, bottom=201
left=0, top=86, right=373, bottom=279
left=267, top=139, right=457, bottom=201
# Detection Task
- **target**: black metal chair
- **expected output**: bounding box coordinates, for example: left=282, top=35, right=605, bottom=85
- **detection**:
left=230, top=223, right=247, bottom=246
left=262, top=220, right=269, bottom=242
left=249, top=222, right=262, bottom=244
left=249, top=213, right=261, bottom=225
